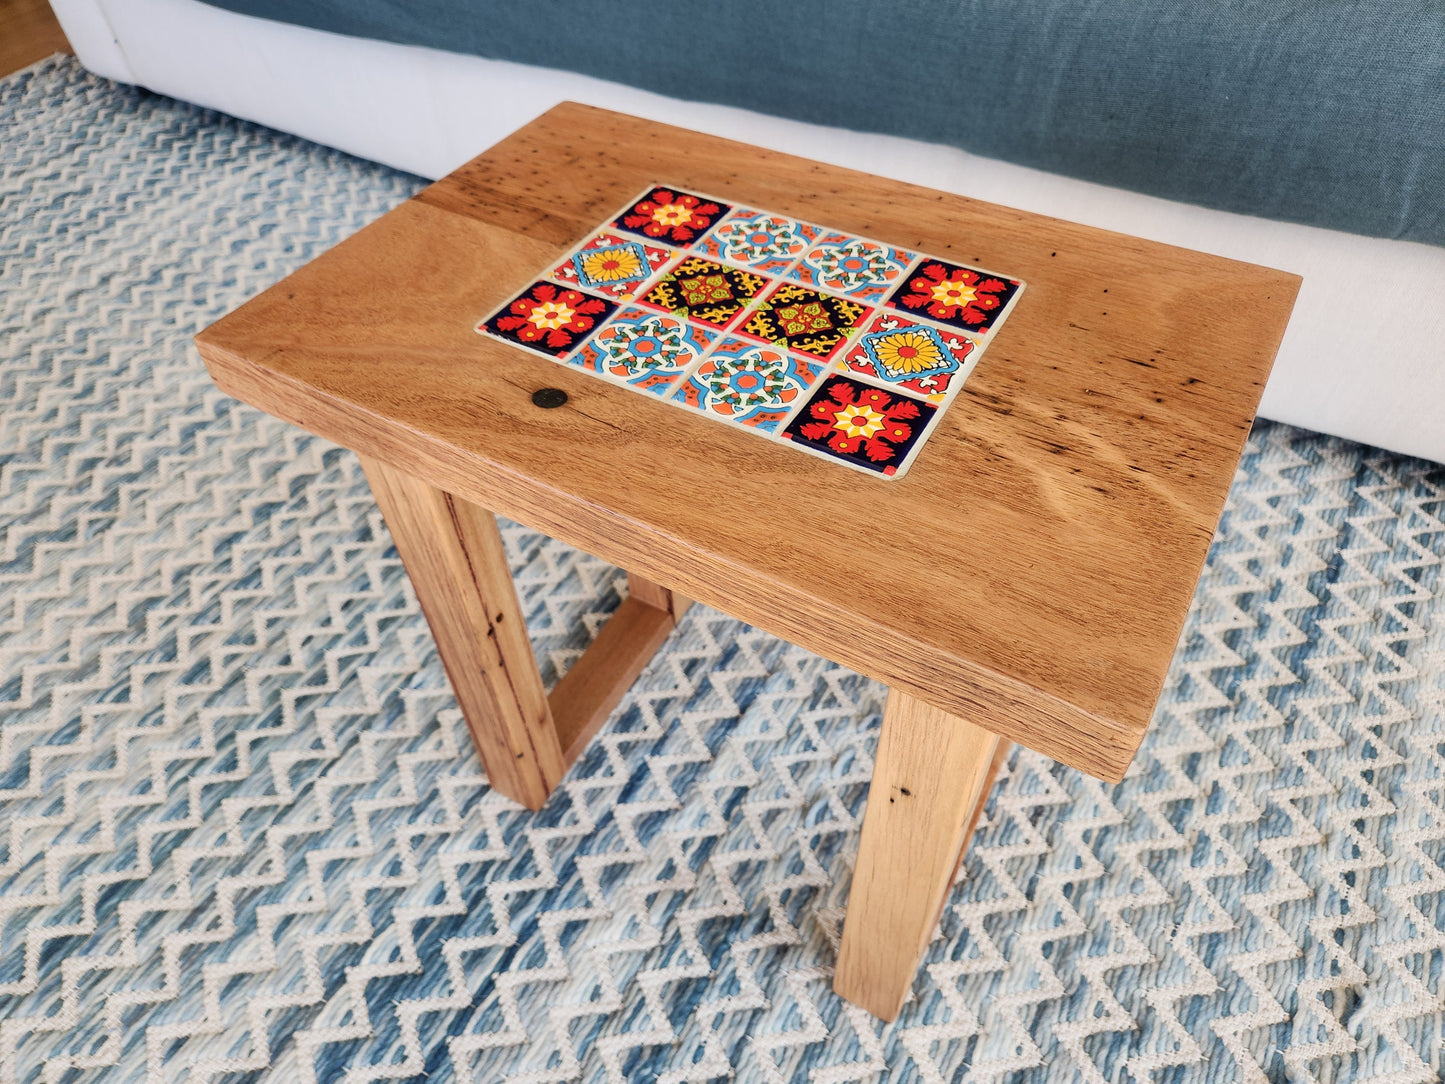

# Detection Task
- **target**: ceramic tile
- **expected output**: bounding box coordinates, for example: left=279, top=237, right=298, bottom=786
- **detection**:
left=636, top=255, right=769, bottom=330
left=789, top=233, right=916, bottom=302
left=672, top=337, right=822, bottom=431
left=612, top=186, right=731, bottom=246
left=475, top=183, right=1025, bottom=480
left=696, top=209, right=823, bottom=273
left=884, top=257, right=1022, bottom=335
left=479, top=280, right=618, bottom=359
left=841, top=311, right=977, bottom=401
left=572, top=306, right=717, bottom=395
left=737, top=282, right=871, bottom=361
left=549, top=231, right=674, bottom=300
left=781, top=373, right=938, bottom=476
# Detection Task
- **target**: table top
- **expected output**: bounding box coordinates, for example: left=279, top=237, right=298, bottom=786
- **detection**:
left=196, top=102, right=1299, bottom=782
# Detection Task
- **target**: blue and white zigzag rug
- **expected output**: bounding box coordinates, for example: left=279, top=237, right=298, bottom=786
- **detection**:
left=2, top=56, right=1444, bottom=1084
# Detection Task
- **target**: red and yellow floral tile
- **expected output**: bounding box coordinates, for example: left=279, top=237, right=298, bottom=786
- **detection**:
left=477, top=183, right=1027, bottom=480
left=737, top=283, right=871, bottom=361
left=573, top=306, right=717, bottom=395
left=672, top=337, right=822, bottom=431
left=885, top=257, right=1022, bottom=335
left=697, top=209, right=823, bottom=273
left=841, top=312, right=977, bottom=401
left=781, top=373, right=937, bottom=476
left=549, top=231, right=673, bottom=301
left=636, top=254, right=769, bottom=330
left=479, top=281, right=617, bottom=359
left=612, top=186, right=730, bottom=245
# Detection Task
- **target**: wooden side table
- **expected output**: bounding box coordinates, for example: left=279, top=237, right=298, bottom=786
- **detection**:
left=196, top=103, right=1298, bottom=1020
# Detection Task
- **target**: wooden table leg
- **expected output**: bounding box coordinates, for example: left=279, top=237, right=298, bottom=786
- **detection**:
left=362, top=455, right=566, bottom=809
left=624, top=573, right=691, bottom=623
left=361, top=456, right=689, bottom=810
left=834, top=688, right=1009, bottom=1020
left=546, top=573, right=689, bottom=765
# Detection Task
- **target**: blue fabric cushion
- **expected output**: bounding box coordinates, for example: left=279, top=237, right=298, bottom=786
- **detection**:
left=201, top=0, right=1445, bottom=246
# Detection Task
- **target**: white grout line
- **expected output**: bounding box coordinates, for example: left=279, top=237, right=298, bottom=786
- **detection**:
left=473, top=181, right=1028, bottom=481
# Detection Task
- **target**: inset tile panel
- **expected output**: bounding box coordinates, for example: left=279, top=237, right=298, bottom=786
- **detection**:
left=475, top=182, right=1026, bottom=481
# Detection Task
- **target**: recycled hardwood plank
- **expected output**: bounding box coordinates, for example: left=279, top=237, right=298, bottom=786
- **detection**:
left=549, top=594, right=678, bottom=768
left=627, top=571, right=691, bottom=621
left=197, top=102, right=1298, bottom=782
left=360, top=456, right=564, bottom=809
left=833, top=689, right=1002, bottom=1020
left=0, top=0, right=70, bottom=79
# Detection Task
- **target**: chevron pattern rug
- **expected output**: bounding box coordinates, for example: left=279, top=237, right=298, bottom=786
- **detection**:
left=3, top=56, right=1444, bottom=1084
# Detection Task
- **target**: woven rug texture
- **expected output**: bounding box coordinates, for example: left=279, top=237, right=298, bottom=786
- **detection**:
left=2, top=57, right=1444, bottom=1084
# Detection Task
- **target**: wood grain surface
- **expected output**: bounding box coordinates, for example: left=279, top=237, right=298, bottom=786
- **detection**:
left=197, top=102, right=1299, bottom=782
left=549, top=591, right=678, bottom=768
left=833, top=690, right=1001, bottom=1020
left=0, top=0, right=71, bottom=79
left=360, top=456, right=564, bottom=809
left=626, top=571, right=691, bottom=622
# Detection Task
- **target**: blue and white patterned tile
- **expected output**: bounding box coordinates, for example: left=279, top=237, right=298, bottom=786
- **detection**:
left=696, top=207, right=823, bottom=273
left=672, top=336, right=822, bottom=431
left=572, top=305, right=717, bottom=395
left=548, top=230, right=674, bottom=301
left=840, top=310, right=978, bottom=401
left=789, top=231, right=917, bottom=302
